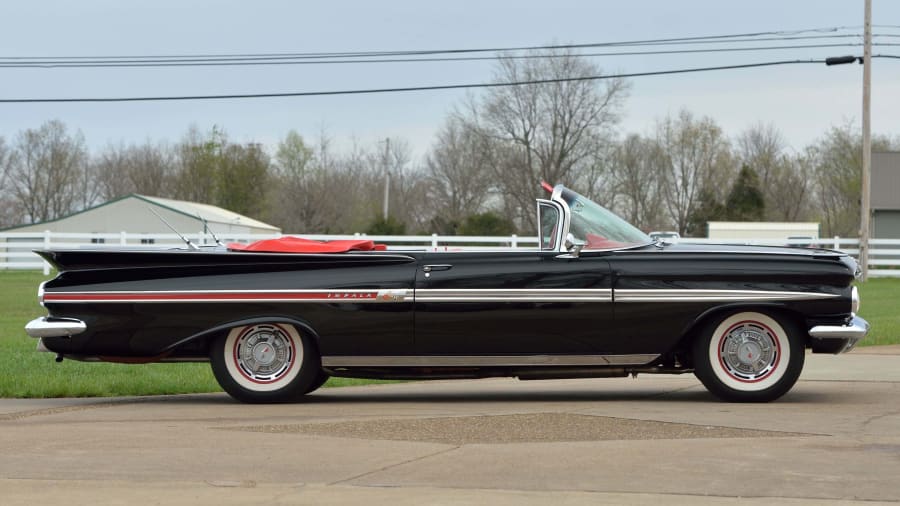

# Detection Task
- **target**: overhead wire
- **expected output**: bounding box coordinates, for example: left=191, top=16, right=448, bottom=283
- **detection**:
left=0, top=43, right=886, bottom=68
left=0, top=25, right=886, bottom=64
left=0, top=59, right=849, bottom=103
left=1, top=25, right=897, bottom=104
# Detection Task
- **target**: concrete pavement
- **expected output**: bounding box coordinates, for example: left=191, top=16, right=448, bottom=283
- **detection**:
left=1, top=348, right=899, bottom=505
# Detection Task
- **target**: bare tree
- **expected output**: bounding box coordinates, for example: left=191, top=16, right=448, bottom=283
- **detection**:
left=736, top=123, right=808, bottom=220
left=654, top=110, right=733, bottom=235
left=269, top=130, right=346, bottom=233
left=767, top=153, right=813, bottom=222
left=424, top=116, right=495, bottom=232
left=9, top=120, right=88, bottom=224
left=610, top=134, right=668, bottom=231
left=465, top=49, right=629, bottom=230
left=0, top=137, right=21, bottom=227
left=363, top=137, right=432, bottom=233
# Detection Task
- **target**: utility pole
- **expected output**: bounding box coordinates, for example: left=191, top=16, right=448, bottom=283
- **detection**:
left=860, top=0, right=872, bottom=280
left=382, top=138, right=391, bottom=220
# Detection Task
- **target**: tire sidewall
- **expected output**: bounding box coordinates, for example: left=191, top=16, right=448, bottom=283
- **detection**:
left=211, top=323, right=319, bottom=403
left=694, top=311, right=804, bottom=402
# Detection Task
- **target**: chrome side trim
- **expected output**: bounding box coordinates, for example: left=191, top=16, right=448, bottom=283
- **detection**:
left=41, top=287, right=838, bottom=304
left=25, top=317, right=86, bottom=338
left=41, top=289, right=411, bottom=304
left=615, top=289, right=840, bottom=303
left=415, top=288, right=613, bottom=303
left=322, top=354, right=659, bottom=367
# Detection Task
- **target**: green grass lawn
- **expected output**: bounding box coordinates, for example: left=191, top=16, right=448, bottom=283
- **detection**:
left=1, top=270, right=897, bottom=398
left=854, top=277, right=900, bottom=346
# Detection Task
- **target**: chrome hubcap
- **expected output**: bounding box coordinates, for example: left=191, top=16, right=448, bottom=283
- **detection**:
left=719, top=322, right=778, bottom=381
left=235, top=325, right=294, bottom=382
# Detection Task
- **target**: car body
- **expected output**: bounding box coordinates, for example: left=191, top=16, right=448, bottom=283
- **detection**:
left=26, top=184, right=868, bottom=403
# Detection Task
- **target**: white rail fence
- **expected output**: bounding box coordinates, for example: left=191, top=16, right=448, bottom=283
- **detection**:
left=2, top=231, right=899, bottom=278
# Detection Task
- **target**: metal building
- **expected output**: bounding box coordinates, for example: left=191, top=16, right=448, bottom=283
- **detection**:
left=872, top=151, right=900, bottom=239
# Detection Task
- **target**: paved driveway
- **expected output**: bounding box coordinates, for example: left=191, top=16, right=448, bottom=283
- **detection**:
left=2, top=348, right=899, bottom=505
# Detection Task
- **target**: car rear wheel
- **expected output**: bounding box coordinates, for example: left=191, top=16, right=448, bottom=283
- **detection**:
left=692, top=311, right=804, bottom=402
left=210, top=322, right=320, bottom=403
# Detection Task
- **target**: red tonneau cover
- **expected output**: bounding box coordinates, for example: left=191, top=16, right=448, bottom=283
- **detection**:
left=228, top=236, right=387, bottom=253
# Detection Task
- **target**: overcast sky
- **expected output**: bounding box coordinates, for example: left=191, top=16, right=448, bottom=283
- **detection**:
left=2, top=0, right=899, bottom=158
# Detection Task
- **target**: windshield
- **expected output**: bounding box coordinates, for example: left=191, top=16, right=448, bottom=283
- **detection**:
left=556, top=187, right=651, bottom=250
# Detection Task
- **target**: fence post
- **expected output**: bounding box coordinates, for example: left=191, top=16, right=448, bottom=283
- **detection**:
left=511, top=234, right=518, bottom=248
left=120, top=231, right=127, bottom=246
left=43, top=231, right=51, bottom=275
left=834, top=236, right=840, bottom=251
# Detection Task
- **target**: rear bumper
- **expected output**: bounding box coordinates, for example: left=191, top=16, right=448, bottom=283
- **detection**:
left=24, top=317, right=86, bottom=338
left=809, top=315, right=870, bottom=354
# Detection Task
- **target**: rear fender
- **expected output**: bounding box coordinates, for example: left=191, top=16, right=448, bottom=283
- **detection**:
left=164, top=316, right=321, bottom=355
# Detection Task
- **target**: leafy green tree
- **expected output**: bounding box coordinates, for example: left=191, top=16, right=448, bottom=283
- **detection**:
left=684, top=188, right=725, bottom=237
left=724, top=165, right=765, bottom=221
left=218, top=143, right=270, bottom=218
left=174, top=125, right=225, bottom=204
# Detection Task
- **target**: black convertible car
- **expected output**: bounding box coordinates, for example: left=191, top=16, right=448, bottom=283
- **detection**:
left=26, top=184, right=868, bottom=403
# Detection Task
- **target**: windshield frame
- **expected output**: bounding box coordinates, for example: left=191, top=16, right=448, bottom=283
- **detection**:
left=548, top=184, right=653, bottom=252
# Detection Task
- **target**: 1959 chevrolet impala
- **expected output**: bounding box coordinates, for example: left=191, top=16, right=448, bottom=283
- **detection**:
left=25, top=183, right=868, bottom=403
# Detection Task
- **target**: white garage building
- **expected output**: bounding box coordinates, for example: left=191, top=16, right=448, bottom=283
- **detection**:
left=3, top=194, right=280, bottom=237
left=1, top=194, right=281, bottom=268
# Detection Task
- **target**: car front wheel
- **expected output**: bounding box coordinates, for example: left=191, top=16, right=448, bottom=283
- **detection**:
left=210, top=322, right=320, bottom=403
left=692, top=311, right=804, bottom=402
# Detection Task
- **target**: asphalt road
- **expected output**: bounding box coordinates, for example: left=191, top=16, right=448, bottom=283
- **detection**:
left=2, top=347, right=900, bottom=505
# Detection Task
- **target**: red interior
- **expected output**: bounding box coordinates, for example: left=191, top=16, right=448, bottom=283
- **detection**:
left=585, top=233, right=627, bottom=250
left=228, top=236, right=387, bottom=253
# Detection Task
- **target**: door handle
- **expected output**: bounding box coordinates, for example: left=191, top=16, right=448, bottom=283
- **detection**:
left=423, top=264, right=453, bottom=273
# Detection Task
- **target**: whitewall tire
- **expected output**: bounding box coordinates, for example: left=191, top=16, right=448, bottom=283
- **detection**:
left=210, top=322, right=320, bottom=403
left=693, top=311, right=804, bottom=402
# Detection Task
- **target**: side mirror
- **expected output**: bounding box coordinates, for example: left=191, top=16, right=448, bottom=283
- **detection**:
left=564, top=234, right=586, bottom=258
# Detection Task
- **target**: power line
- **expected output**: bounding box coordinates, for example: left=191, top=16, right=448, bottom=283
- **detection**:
left=0, top=59, right=842, bottom=103
left=0, top=43, right=883, bottom=69
left=0, top=43, right=880, bottom=68
left=0, top=26, right=880, bottom=62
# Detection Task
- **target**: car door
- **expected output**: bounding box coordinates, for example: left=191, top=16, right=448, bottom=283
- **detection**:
left=413, top=249, right=614, bottom=356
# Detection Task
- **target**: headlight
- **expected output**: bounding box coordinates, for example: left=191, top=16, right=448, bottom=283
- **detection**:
left=851, top=286, right=860, bottom=314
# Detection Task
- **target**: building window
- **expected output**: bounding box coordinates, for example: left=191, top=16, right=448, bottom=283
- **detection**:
left=140, top=238, right=155, bottom=245
left=90, top=238, right=106, bottom=244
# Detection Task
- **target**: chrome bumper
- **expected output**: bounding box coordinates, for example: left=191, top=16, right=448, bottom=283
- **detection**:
left=25, top=317, right=86, bottom=338
left=809, top=315, right=870, bottom=353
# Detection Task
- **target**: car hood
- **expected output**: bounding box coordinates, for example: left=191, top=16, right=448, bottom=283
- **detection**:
left=655, top=242, right=845, bottom=257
